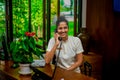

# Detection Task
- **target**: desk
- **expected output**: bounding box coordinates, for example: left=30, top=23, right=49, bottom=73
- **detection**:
left=0, top=60, right=95, bottom=80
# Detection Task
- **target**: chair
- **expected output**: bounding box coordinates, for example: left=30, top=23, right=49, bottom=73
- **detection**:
left=81, top=61, right=92, bottom=76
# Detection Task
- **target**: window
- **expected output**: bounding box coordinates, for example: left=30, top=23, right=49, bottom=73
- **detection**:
left=3, top=0, right=82, bottom=50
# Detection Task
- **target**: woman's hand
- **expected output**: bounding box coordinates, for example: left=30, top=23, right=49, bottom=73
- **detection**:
left=54, top=33, right=60, bottom=46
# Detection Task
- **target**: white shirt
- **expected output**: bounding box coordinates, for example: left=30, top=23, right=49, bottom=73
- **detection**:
left=46, top=36, right=84, bottom=73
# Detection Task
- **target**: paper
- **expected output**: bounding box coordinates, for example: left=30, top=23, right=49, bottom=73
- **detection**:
left=31, top=60, right=45, bottom=67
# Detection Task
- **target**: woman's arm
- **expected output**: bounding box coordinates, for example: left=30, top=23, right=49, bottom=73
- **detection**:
left=44, top=44, right=58, bottom=64
left=67, top=53, right=83, bottom=71
left=45, top=33, right=60, bottom=64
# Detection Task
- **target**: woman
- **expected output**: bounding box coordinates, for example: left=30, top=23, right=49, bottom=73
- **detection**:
left=45, top=16, right=84, bottom=73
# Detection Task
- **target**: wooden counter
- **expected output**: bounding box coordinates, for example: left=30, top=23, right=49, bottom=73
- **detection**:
left=0, top=60, right=95, bottom=80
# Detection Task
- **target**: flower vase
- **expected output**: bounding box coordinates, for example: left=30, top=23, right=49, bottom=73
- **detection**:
left=18, top=63, right=32, bottom=75
left=79, top=28, right=90, bottom=54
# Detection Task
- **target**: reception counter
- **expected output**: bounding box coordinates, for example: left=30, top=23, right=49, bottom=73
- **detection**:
left=0, top=60, right=95, bottom=80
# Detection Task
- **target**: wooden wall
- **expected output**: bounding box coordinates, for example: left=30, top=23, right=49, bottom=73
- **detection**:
left=86, top=0, right=120, bottom=80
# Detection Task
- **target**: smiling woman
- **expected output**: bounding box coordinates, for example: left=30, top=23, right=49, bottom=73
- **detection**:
left=45, top=16, right=84, bottom=74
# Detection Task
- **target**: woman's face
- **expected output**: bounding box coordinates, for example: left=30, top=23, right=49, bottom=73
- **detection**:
left=57, top=21, right=68, bottom=39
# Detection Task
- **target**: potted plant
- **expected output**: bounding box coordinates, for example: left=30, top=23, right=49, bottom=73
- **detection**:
left=10, top=32, right=44, bottom=74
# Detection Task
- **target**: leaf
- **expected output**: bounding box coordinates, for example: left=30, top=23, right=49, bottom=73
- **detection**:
left=35, top=48, right=44, bottom=59
left=29, top=37, right=36, bottom=49
left=10, top=42, right=16, bottom=51
left=22, top=39, right=29, bottom=52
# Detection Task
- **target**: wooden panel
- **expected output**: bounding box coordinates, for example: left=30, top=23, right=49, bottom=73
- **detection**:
left=85, top=0, right=120, bottom=79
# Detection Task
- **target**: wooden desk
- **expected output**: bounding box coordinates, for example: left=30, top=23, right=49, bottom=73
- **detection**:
left=0, top=60, right=95, bottom=80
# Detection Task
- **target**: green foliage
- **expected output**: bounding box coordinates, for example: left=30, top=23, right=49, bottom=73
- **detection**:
left=12, top=0, right=29, bottom=36
left=12, top=0, right=43, bottom=38
left=0, top=1, right=5, bottom=37
left=51, top=0, right=57, bottom=15
left=31, top=0, right=43, bottom=27
left=10, top=32, right=44, bottom=63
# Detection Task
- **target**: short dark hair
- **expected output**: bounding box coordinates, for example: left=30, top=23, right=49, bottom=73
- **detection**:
left=56, top=16, right=68, bottom=28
